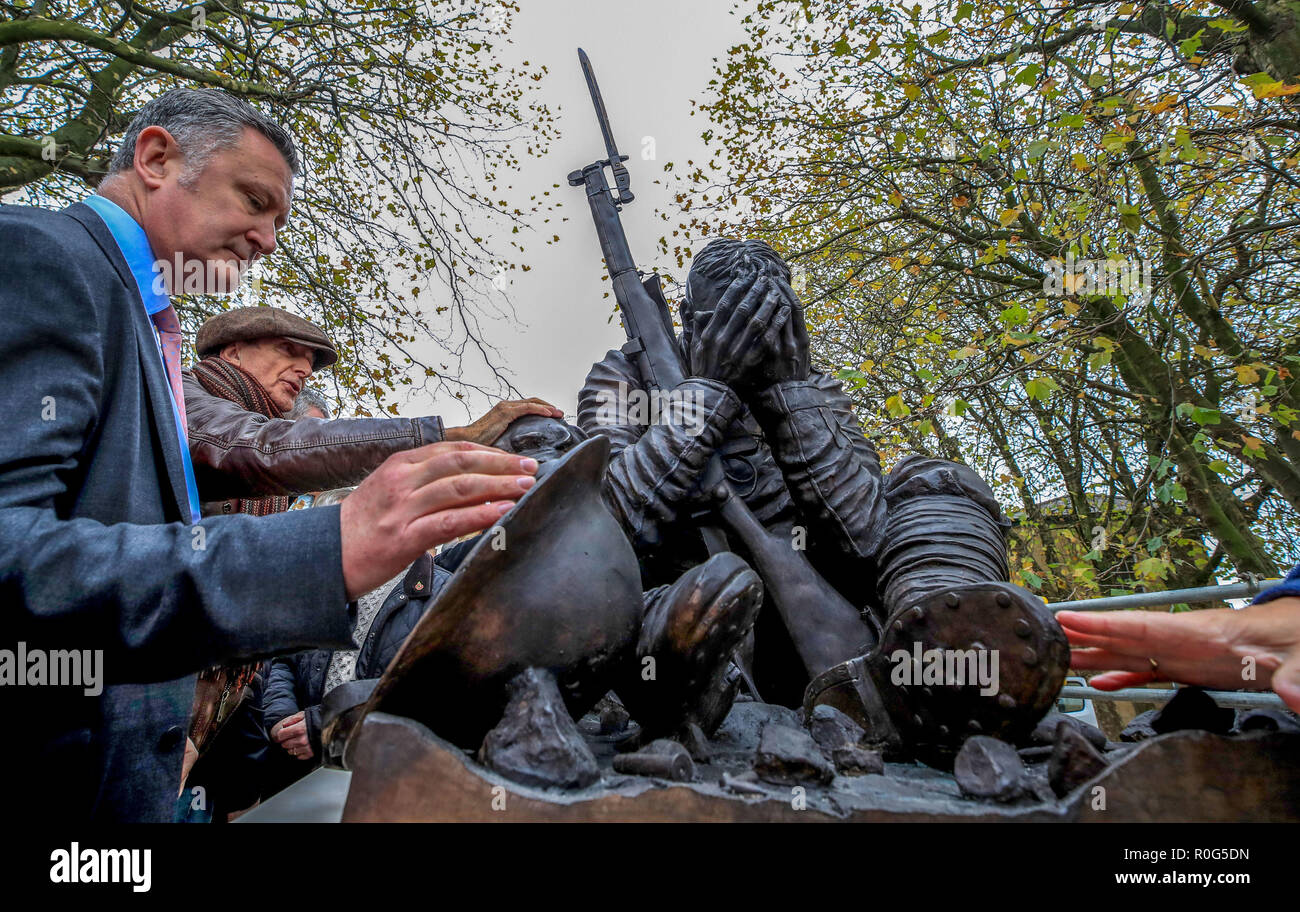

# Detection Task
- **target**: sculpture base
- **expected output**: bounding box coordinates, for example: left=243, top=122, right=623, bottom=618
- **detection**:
left=341, top=704, right=1300, bottom=823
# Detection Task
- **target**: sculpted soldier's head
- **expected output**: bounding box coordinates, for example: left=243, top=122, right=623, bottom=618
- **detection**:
left=682, top=238, right=793, bottom=343
left=97, top=88, right=299, bottom=296
left=493, top=414, right=588, bottom=480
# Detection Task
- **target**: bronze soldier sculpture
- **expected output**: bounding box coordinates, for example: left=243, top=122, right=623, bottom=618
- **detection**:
left=352, top=416, right=765, bottom=751
left=346, top=52, right=1067, bottom=777
left=575, top=238, right=1068, bottom=762
left=563, top=51, right=1065, bottom=764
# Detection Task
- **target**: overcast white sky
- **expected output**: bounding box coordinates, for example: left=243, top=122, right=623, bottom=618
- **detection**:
left=396, top=0, right=746, bottom=426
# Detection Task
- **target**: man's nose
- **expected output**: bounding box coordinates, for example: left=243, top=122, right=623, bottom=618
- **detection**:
left=248, top=219, right=277, bottom=257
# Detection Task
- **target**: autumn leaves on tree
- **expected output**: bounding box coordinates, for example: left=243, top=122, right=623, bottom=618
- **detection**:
left=665, top=0, right=1300, bottom=600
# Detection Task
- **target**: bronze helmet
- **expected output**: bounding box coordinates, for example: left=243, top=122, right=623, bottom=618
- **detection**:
left=354, top=434, right=643, bottom=748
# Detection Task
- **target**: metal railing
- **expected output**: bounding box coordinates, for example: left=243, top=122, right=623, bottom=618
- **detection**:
left=1047, top=578, right=1282, bottom=613
left=1059, top=684, right=1287, bottom=710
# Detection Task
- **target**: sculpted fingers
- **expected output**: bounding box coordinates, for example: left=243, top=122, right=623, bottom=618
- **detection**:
left=704, top=273, right=757, bottom=345
left=743, top=285, right=784, bottom=340
left=786, top=285, right=810, bottom=348
left=719, top=275, right=769, bottom=347
left=757, top=302, right=792, bottom=352
left=714, top=270, right=759, bottom=315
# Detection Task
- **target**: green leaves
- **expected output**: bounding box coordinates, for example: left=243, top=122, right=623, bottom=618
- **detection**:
left=1174, top=402, right=1222, bottom=426
left=1014, top=63, right=1041, bottom=86
left=885, top=394, right=911, bottom=418
left=1117, top=203, right=1141, bottom=234
left=1134, top=556, right=1170, bottom=581
left=1178, top=29, right=1204, bottom=58
left=1101, top=131, right=1134, bottom=152
left=1024, top=376, right=1058, bottom=401
left=999, top=303, right=1029, bottom=326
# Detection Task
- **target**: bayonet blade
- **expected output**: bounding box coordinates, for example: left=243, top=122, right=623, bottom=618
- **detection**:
left=578, top=48, right=634, bottom=203
left=578, top=48, right=621, bottom=163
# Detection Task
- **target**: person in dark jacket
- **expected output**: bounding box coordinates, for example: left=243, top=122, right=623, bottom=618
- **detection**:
left=177, top=671, right=270, bottom=822
left=264, top=554, right=452, bottom=772
left=0, top=87, right=542, bottom=821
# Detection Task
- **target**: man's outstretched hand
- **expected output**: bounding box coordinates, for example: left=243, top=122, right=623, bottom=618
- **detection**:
left=1058, top=597, right=1300, bottom=713
left=338, top=441, right=538, bottom=599
left=445, top=399, right=564, bottom=445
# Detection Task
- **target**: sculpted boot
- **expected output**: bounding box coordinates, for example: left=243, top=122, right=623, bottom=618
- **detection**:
left=615, top=551, right=764, bottom=739
left=805, top=494, right=1069, bottom=767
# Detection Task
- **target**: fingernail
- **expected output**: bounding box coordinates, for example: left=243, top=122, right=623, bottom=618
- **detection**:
left=497, top=502, right=514, bottom=515
left=517, top=476, right=536, bottom=490
left=520, top=457, right=539, bottom=472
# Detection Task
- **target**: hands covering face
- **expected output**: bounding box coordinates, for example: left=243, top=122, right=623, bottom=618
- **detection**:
left=687, top=272, right=810, bottom=393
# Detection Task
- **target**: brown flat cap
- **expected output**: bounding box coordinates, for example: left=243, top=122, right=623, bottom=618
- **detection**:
left=196, top=306, right=337, bottom=371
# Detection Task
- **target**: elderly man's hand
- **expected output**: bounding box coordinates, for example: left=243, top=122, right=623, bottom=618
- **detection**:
left=1058, top=596, right=1300, bottom=713
left=445, top=399, right=563, bottom=445
left=339, top=441, right=538, bottom=599
left=270, top=711, right=313, bottom=761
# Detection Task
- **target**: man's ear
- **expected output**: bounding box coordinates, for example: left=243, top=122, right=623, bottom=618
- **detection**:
left=133, top=125, right=183, bottom=191
left=219, top=342, right=242, bottom=366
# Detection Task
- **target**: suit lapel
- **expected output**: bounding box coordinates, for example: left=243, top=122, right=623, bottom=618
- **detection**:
left=65, top=202, right=192, bottom=523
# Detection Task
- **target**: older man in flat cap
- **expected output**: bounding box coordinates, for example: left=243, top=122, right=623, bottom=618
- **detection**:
left=184, top=305, right=560, bottom=517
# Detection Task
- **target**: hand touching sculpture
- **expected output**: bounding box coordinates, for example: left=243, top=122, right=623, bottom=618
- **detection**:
left=445, top=398, right=564, bottom=444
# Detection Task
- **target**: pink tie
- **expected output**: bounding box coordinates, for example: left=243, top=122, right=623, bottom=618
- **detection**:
left=151, top=304, right=188, bottom=436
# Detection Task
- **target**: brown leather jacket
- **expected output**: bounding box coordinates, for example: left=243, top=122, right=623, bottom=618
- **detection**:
left=183, top=370, right=445, bottom=516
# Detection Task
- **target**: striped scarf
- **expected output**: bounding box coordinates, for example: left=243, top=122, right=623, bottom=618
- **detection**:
left=190, top=356, right=290, bottom=516
left=187, top=356, right=292, bottom=761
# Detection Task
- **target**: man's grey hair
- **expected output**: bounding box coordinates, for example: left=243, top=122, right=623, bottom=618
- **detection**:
left=312, top=488, right=354, bottom=508
left=288, top=386, right=332, bottom=420
left=108, top=88, right=299, bottom=183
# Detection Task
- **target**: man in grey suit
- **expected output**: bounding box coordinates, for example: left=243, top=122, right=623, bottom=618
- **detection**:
left=0, top=88, right=541, bottom=821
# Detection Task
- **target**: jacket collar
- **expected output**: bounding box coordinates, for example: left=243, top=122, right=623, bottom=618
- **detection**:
left=63, top=201, right=192, bottom=523
left=404, top=552, right=435, bottom=598
left=64, top=201, right=138, bottom=294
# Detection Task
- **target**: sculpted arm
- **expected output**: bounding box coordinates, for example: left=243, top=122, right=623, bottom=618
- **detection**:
left=576, top=351, right=741, bottom=548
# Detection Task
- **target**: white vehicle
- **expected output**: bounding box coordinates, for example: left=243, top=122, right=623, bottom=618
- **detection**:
left=1055, top=675, right=1099, bottom=729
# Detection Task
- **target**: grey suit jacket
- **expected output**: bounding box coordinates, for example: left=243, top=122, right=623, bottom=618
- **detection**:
left=0, top=202, right=352, bottom=822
